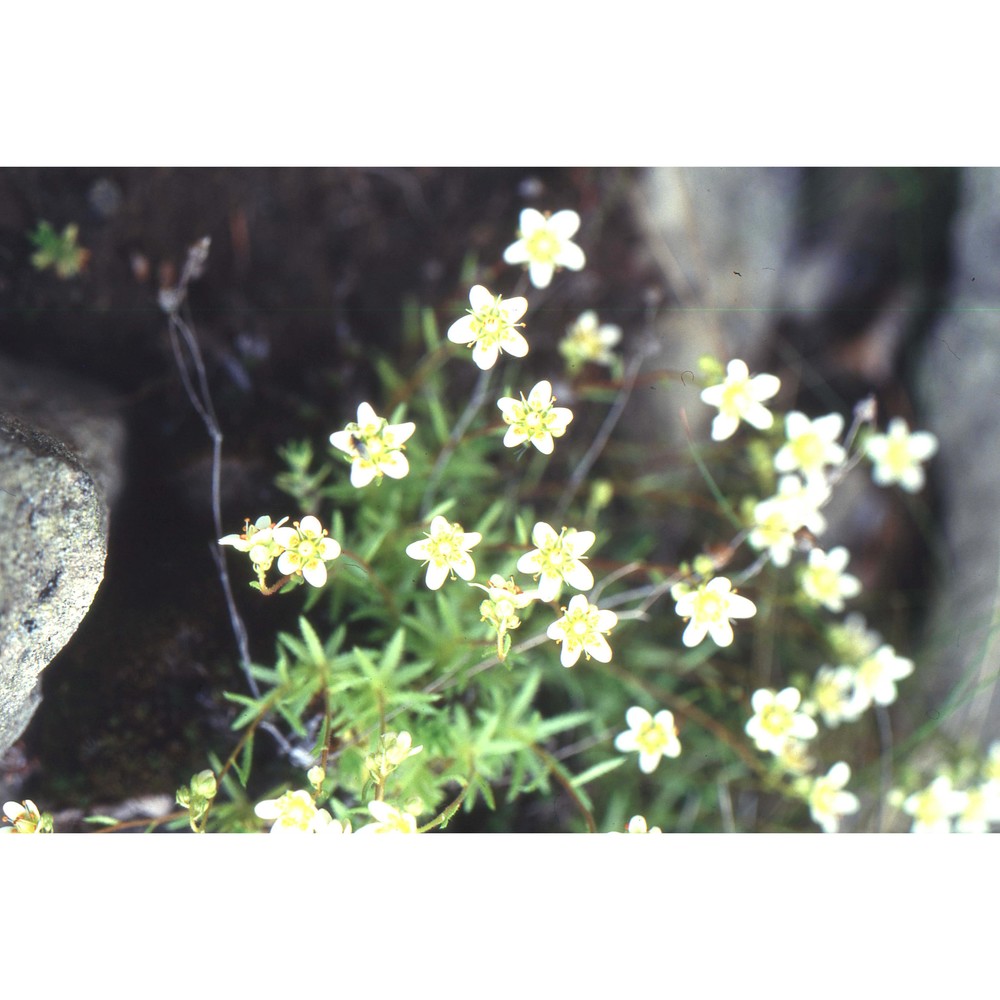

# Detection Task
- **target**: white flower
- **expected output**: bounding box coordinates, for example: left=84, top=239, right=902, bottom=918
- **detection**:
left=625, top=815, right=662, bottom=834
left=747, top=496, right=800, bottom=568
left=329, top=402, right=416, bottom=488
left=902, top=775, right=968, bottom=833
left=807, top=664, right=862, bottom=728
left=503, top=208, right=585, bottom=289
left=359, top=800, right=419, bottom=834
left=559, top=310, right=621, bottom=369
left=447, top=284, right=529, bottom=370
left=699, top=359, right=781, bottom=442
left=748, top=475, right=830, bottom=567
left=497, top=380, right=573, bottom=455
left=850, top=644, right=914, bottom=713
left=272, top=515, right=341, bottom=587
left=516, top=521, right=595, bottom=603
left=865, top=417, right=938, bottom=493
left=800, top=546, right=862, bottom=613
left=546, top=593, right=618, bottom=668
left=405, top=515, right=482, bottom=590
left=774, top=411, right=846, bottom=484
left=254, top=789, right=336, bottom=834
left=953, top=783, right=1000, bottom=833
left=808, top=762, right=860, bottom=833
left=673, top=576, right=756, bottom=648
left=745, top=687, right=818, bottom=755
left=0, top=799, right=52, bottom=834
left=219, top=514, right=290, bottom=572
left=614, top=706, right=681, bottom=774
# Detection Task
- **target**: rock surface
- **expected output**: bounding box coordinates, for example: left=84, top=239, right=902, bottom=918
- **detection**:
left=0, top=357, right=123, bottom=757
left=918, top=168, right=1000, bottom=752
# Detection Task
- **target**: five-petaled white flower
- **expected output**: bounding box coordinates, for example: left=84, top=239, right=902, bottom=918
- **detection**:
left=360, top=800, right=419, bottom=834
left=219, top=514, right=290, bottom=572
left=503, top=208, right=586, bottom=289
left=516, top=521, right=595, bottom=602
left=254, top=789, right=339, bottom=834
left=673, top=576, right=757, bottom=648
left=865, top=417, right=938, bottom=493
left=748, top=475, right=830, bottom=567
left=807, top=762, right=860, bottom=833
left=902, top=775, right=968, bottom=833
left=1, top=799, right=52, bottom=834
left=447, top=284, right=529, bottom=370
left=272, top=515, right=341, bottom=587
left=405, top=515, right=482, bottom=590
left=800, top=546, right=862, bottom=613
left=546, top=593, right=618, bottom=668
left=497, top=380, right=573, bottom=455
left=745, top=687, right=819, bottom=755
left=700, top=359, right=781, bottom=442
left=614, top=706, right=681, bottom=774
left=559, top=310, right=621, bottom=369
left=774, top=411, right=847, bottom=484
left=850, top=643, right=914, bottom=713
left=329, top=402, right=416, bottom=488
left=807, top=664, right=862, bottom=729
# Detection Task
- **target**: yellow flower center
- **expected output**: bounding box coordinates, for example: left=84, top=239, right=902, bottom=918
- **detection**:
left=791, top=432, right=825, bottom=472
left=526, top=228, right=560, bottom=263
left=277, top=791, right=317, bottom=830
left=812, top=781, right=836, bottom=814
left=636, top=720, right=670, bottom=755
left=885, top=436, right=912, bottom=475
left=816, top=676, right=846, bottom=715
left=693, top=589, right=725, bottom=624
left=756, top=511, right=792, bottom=545
left=912, top=790, right=946, bottom=826
left=720, top=379, right=752, bottom=416
left=807, top=566, right=839, bottom=601
left=761, top=703, right=793, bottom=736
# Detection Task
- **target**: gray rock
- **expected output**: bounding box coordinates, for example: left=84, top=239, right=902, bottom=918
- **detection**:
left=918, top=168, right=1000, bottom=753
left=0, top=357, right=123, bottom=758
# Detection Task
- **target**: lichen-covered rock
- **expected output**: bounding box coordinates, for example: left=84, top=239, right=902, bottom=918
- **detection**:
left=0, top=357, right=123, bottom=758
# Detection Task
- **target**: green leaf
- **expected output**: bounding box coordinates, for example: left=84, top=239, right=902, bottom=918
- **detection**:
left=374, top=355, right=404, bottom=395
left=535, top=710, right=593, bottom=739
left=569, top=756, right=627, bottom=789
left=421, top=306, right=440, bottom=352
left=508, top=669, right=542, bottom=721
left=299, top=616, right=326, bottom=664
left=233, top=731, right=255, bottom=788
left=381, top=628, right=406, bottom=675
left=223, top=692, right=267, bottom=730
